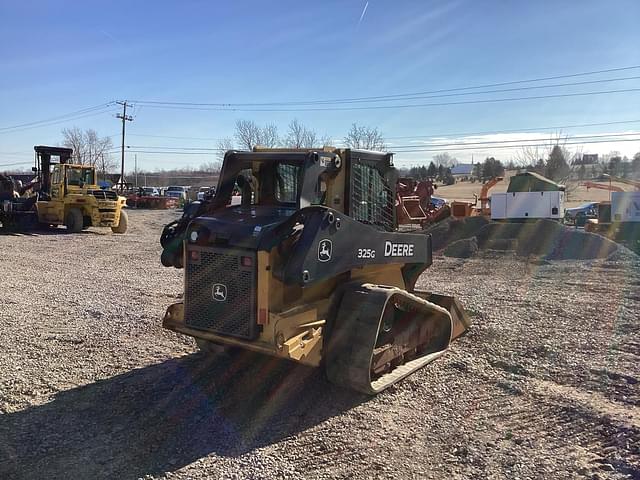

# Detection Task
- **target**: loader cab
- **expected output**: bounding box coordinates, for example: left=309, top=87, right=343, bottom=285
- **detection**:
left=209, top=149, right=397, bottom=229
left=49, top=164, right=97, bottom=198
left=209, top=150, right=340, bottom=217
left=65, top=165, right=96, bottom=188
left=33, top=145, right=73, bottom=195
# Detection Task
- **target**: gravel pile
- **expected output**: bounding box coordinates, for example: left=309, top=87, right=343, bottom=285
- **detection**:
left=0, top=210, right=638, bottom=479
left=427, top=217, right=627, bottom=260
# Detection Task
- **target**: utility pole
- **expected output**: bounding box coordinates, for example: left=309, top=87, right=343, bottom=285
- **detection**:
left=134, top=154, right=138, bottom=187
left=116, top=101, right=133, bottom=192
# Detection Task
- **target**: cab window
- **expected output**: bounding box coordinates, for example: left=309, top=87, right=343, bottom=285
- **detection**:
left=67, top=168, right=94, bottom=186
left=51, top=166, right=61, bottom=184
left=274, top=164, right=299, bottom=203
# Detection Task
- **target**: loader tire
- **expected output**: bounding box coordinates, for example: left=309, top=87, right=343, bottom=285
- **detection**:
left=111, top=209, right=128, bottom=234
left=65, top=208, right=83, bottom=233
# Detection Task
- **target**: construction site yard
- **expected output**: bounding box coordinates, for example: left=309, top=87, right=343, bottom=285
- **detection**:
left=436, top=173, right=631, bottom=208
left=0, top=209, right=638, bottom=480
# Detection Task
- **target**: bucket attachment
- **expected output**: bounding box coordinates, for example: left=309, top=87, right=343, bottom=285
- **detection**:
left=413, top=291, right=471, bottom=340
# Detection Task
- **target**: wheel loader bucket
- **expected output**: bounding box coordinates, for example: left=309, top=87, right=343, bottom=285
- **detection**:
left=413, top=291, right=471, bottom=339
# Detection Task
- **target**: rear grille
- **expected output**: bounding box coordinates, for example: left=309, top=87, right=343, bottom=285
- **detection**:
left=185, top=247, right=257, bottom=339
left=90, top=190, right=118, bottom=200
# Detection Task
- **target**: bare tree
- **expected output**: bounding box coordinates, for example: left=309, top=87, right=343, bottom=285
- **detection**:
left=320, top=134, right=333, bottom=147
left=516, top=131, right=572, bottom=172
left=432, top=152, right=458, bottom=167
left=200, top=160, right=222, bottom=174
left=285, top=119, right=318, bottom=148
left=62, top=127, right=86, bottom=163
left=62, top=127, right=114, bottom=168
left=343, top=123, right=386, bottom=150
left=260, top=123, right=280, bottom=148
left=234, top=120, right=280, bottom=150
left=235, top=120, right=262, bottom=150
left=96, top=153, right=118, bottom=181
left=216, top=137, right=235, bottom=161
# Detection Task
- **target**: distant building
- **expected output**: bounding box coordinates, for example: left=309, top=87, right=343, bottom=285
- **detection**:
left=451, top=163, right=474, bottom=178
left=581, top=153, right=599, bottom=165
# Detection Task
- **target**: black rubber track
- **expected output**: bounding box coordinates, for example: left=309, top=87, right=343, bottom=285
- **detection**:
left=325, top=283, right=453, bottom=395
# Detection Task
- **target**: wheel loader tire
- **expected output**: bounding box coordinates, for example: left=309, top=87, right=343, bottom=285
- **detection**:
left=65, top=208, right=83, bottom=233
left=111, top=209, right=128, bottom=234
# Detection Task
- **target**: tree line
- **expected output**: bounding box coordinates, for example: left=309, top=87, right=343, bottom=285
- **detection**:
left=57, top=123, right=640, bottom=185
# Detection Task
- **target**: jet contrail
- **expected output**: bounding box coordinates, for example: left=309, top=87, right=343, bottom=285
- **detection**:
left=358, top=1, right=369, bottom=26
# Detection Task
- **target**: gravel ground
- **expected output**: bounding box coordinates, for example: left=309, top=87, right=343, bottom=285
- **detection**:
left=0, top=209, right=638, bottom=480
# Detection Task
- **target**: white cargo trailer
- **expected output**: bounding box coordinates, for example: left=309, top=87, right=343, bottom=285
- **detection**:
left=491, top=191, right=564, bottom=220
left=611, top=191, right=640, bottom=222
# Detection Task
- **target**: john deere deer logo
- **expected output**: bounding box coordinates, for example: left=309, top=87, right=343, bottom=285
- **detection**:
left=318, top=239, right=332, bottom=262
left=212, top=283, right=227, bottom=302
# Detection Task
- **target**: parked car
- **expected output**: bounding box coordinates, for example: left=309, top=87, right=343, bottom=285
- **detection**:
left=139, top=186, right=160, bottom=196
left=564, top=201, right=598, bottom=226
left=430, top=196, right=447, bottom=208
left=165, top=185, right=189, bottom=201
left=197, top=186, right=215, bottom=201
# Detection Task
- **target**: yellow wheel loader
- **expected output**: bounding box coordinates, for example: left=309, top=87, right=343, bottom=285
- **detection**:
left=160, top=148, right=470, bottom=394
left=0, top=146, right=128, bottom=233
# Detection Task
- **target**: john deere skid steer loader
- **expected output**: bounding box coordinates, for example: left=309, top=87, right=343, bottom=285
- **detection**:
left=160, top=148, right=470, bottom=394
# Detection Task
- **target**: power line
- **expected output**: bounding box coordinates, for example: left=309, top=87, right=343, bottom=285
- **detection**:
left=384, top=119, right=640, bottom=140
left=131, top=87, right=640, bottom=112
left=0, top=109, right=119, bottom=136
left=104, top=119, right=640, bottom=146
left=389, top=132, right=640, bottom=150
left=391, top=136, right=640, bottom=155
left=300, top=75, right=640, bottom=105
left=0, top=161, right=33, bottom=168
left=132, top=74, right=640, bottom=107
left=128, top=133, right=227, bottom=141
left=123, top=136, right=640, bottom=157
left=124, top=150, right=215, bottom=155
left=0, top=103, right=115, bottom=133
left=131, top=65, right=640, bottom=107
left=126, top=145, right=221, bottom=151
left=122, top=132, right=640, bottom=153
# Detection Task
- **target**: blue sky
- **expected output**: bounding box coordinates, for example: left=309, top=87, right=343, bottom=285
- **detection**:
left=1, top=0, right=640, bottom=171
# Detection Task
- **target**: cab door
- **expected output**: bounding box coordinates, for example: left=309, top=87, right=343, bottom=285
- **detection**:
left=41, top=165, right=65, bottom=223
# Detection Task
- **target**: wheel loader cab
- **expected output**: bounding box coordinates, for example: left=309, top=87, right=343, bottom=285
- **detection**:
left=161, top=148, right=471, bottom=395
left=65, top=166, right=95, bottom=188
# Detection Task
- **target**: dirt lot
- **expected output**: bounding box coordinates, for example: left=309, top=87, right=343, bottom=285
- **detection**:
left=0, top=210, right=638, bottom=479
left=436, top=171, right=632, bottom=208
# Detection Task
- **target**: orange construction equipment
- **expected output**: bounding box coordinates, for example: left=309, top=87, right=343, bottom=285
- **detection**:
left=396, top=178, right=449, bottom=227
left=451, top=176, right=503, bottom=218
left=602, top=174, right=640, bottom=191
left=581, top=181, right=624, bottom=192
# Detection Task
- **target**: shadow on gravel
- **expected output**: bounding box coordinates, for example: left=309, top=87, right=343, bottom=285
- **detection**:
left=0, top=352, right=367, bottom=479
left=0, top=228, right=106, bottom=236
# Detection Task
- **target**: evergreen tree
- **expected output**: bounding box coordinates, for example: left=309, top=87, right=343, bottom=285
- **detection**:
left=426, top=161, right=437, bottom=178
left=632, top=152, right=640, bottom=177
left=545, top=145, right=569, bottom=180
